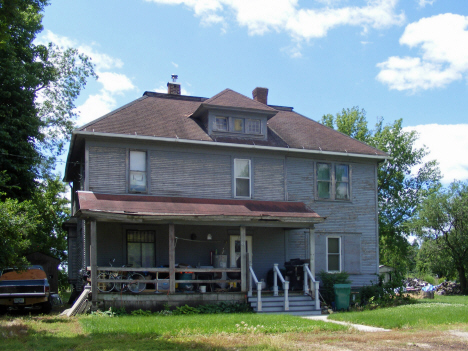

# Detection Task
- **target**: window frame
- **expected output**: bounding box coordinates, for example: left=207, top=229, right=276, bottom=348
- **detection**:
left=315, top=162, right=351, bottom=201
left=326, top=236, right=341, bottom=273
left=126, top=230, right=156, bottom=268
left=246, top=118, right=262, bottom=135
left=213, top=116, right=228, bottom=132
left=233, top=158, right=252, bottom=199
left=128, top=149, right=148, bottom=194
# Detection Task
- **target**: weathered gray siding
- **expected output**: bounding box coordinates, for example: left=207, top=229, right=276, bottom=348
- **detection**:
left=150, top=150, right=232, bottom=199
left=286, top=157, right=314, bottom=201
left=253, top=157, right=285, bottom=200
left=88, top=146, right=126, bottom=193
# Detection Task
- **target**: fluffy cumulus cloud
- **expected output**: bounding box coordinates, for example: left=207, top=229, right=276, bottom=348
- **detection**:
left=145, top=0, right=405, bottom=40
left=38, top=31, right=136, bottom=126
left=404, top=124, right=468, bottom=184
left=417, top=0, right=436, bottom=8
left=377, top=13, right=468, bottom=91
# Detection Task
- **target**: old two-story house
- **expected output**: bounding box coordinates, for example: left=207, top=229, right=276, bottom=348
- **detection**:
left=63, top=79, right=387, bottom=314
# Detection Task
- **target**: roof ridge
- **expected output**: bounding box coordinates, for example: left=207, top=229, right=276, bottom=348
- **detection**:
left=204, top=88, right=277, bottom=112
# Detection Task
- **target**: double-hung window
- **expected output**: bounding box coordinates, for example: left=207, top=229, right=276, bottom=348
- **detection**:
left=335, top=164, right=349, bottom=200
left=327, top=237, right=341, bottom=272
left=214, top=116, right=228, bottom=131
left=316, top=162, right=350, bottom=200
left=317, top=163, right=331, bottom=199
left=127, top=230, right=155, bottom=267
left=246, top=119, right=261, bottom=134
left=234, top=158, right=251, bottom=198
left=129, top=150, right=147, bottom=193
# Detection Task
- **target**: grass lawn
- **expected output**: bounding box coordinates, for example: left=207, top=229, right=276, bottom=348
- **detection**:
left=0, top=313, right=345, bottom=351
left=329, top=294, right=468, bottom=330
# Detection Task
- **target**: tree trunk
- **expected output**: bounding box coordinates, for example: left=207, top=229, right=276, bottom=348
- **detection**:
left=457, top=266, right=467, bottom=294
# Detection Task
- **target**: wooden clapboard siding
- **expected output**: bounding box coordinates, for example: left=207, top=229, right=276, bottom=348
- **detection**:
left=251, top=227, right=285, bottom=282
left=96, top=222, right=124, bottom=266
left=150, top=150, right=232, bottom=199
left=88, top=146, right=126, bottom=193
left=286, top=157, right=314, bottom=201
left=285, top=229, right=309, bottom=261
left=252, top=157, right=284, bottom=201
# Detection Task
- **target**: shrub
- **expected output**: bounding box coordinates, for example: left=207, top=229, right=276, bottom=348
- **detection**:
left=131, top=309, right=152, bottom=316
left=172, top=304, right=200, bottom=315
left=318, top=271, right=350, bottom=306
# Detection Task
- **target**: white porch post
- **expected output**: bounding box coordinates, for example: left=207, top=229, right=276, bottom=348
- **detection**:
left=90, top=220, right=97, bottom=307
left=309, top=227, right=316, bottom=294
left=240, top=226, right=247, bottom=292
left=169, top=223, right=176, bottom=293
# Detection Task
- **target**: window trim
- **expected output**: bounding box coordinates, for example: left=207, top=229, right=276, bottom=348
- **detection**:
left=213, top=116, right=228, bottom=132
left=212, top=115, right=263, bottom=136
left=128, top=149, right=148, bottom=194
left=315, top=162, right=351, bottom=201
left=233, top=158, right=252, bottom=199
left=126, top=230, right=156, bottom=267
left=326, top=236, right=341, bottom=273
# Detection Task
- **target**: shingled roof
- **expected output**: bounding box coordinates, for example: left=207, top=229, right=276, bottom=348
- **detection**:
left=77, top=88, right=387, bottom=157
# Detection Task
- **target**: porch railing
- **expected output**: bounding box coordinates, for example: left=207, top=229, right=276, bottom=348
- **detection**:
left=303, top=263, right=320, bottom=311
left=90, top=266, right=241, bottom=292
left=248, top=264, right=262, bottom=311
left=273, top=263, right=289, bottom=311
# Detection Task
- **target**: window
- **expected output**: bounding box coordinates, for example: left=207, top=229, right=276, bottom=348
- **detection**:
left=316, top=162, right=350, bottom=200
left=234, top=158, right=251, bottom=198
left=335, top=164, right=349, bottom=200
left=214, top=116, right=228, bottom=131
left=233, top=118, right=244, bottom=132
left=327, top=237, right=341, bottom=272
left=317, top=163, right=331, bottom=199
left=127, top=230, right=155, bottom=267
left=129, top=150, right=147, bottom=193
left=246, top=119, right=261, bottom=134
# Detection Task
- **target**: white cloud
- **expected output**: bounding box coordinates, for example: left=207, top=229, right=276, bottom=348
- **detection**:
left=171, top=62, right=179, bottom=68
left=145, top=0, right=405, bottom=41
left=37, top=31, right=137, bottom=126
left=377, top=14, right=468, bottom=91
left=417, top=0, right=436, bottom=8
left=404, top=124, right=468, bottom=184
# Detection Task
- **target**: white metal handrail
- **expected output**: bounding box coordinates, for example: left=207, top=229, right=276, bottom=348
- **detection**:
left=273, top=263, right=289, bottom=311
left=303, top=263, right=320, bottom=311
left=248, top=264, right=262, bottom=312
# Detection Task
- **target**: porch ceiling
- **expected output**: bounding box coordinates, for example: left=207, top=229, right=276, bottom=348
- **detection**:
left=75, top=191, right=325, bottom=227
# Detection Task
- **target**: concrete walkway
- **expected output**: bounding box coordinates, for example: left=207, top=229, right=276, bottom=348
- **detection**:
left=303, top=315, right=391, bottom=332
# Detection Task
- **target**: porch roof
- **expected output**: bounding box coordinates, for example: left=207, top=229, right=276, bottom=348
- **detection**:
left=75, top=191, right=325, bottom=227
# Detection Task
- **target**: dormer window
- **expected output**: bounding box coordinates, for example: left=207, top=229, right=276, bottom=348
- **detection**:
left=246, top=119, right=261, bottom=134
left=213, top=116, right=262, bottom=136
left=214, top=117, right=228, bottom=131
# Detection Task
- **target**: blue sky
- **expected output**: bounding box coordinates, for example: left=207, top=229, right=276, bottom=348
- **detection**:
left=39, top=0, right=468, bottom=184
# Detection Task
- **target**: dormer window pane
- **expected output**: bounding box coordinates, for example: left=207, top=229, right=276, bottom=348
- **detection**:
left=246, top=119, right=261, bottom=134
left=215, top=117, right=228, bottom=131
left=233, top=118, right=244, bottom=132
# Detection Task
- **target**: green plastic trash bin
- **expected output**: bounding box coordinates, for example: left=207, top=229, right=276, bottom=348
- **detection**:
left=334, top=284, right=351, bottom=311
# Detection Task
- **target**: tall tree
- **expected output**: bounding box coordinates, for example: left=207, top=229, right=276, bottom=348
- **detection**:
left=0, top=0, right=96, bottom=200
left=412, top=181, right=468, bottom=293
left=321, top=108, right=441, bottom=272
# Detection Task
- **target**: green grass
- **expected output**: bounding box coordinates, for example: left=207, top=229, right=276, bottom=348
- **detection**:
left=329, top=294, right=468, bottom=329
left=80, top=313, right=345, bottom=336
left=0, top=313, right=345, bottom=351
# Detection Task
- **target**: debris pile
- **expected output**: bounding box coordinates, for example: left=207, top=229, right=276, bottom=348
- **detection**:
left=402, top=278, right=462, bottom=295
left=435, top=281, right=462, bottom=295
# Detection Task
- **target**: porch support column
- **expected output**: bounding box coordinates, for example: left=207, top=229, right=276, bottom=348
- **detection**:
left=240, top=226, right=247, bottom=292
left=309, top=226, right=316, bottom=282
left=169, top=224, right=176, bottom=293
left=90, top=220, right=97, bottom=307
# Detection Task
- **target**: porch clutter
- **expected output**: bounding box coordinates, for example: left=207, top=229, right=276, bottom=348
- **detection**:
left=403, top=278, right=462, bottom=295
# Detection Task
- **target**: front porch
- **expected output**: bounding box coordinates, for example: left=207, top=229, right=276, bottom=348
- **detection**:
left=75, top=192, right=325, bottom=312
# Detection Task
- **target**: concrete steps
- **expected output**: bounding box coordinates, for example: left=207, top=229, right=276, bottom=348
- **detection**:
left=248, top=294, right=321, bottom=316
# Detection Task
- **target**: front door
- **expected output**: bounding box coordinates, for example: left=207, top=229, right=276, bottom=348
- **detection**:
left=229, top=235, right=252, bottom=267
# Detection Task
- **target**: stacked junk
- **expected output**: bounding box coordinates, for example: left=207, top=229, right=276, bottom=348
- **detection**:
left=404, top=278, right=462, bottom=295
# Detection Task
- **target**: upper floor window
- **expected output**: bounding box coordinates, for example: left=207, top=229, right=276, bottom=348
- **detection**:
left=234, top=158, right=251, bottom=198
left=327, top=237, right=341, bottom=272
left=129, top=150, right=147, bottom=193
left=316, top=163, right=350, bottom=200
left=215, top=117, right=228, bottom=131
left=213, top=116, right=262, bottom=135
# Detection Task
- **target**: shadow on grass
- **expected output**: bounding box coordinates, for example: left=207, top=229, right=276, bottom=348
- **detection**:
left=2, top=330, right=239, bottom=351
